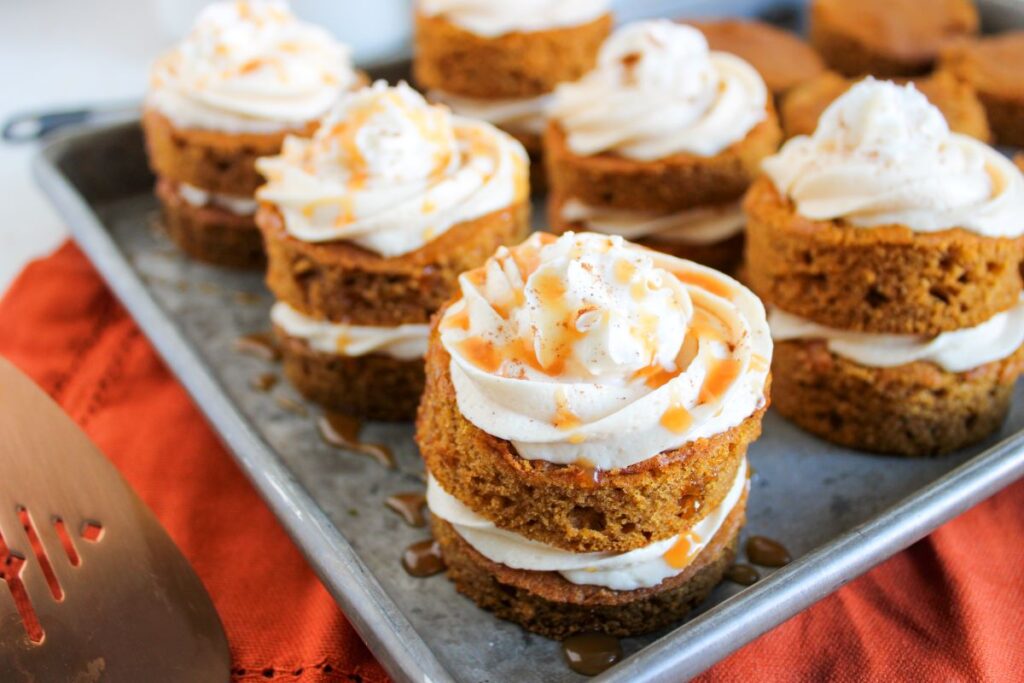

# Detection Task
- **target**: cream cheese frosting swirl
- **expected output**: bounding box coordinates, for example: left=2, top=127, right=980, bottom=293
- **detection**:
left=256, top=81, right=529, bottom=257
left=148, top=0, right=357, bottom=133
left=439, top=232, right=772, bottom=470
left=271, top=302, right=429, bottom=360
left=418, top=0, right=610, bottom=37
left=549, top=20, right=768, bottom=160
left=427, top=457, right=747, bottom=590
left=769, top=296, right=1024, bottom=373
left=763, top=79, right=1024, bottom=238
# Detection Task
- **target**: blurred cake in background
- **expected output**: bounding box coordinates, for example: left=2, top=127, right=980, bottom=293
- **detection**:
left=810, top=0, right=979, bottom=77
left=143, top=0, right=360, bottom=268
left=413, top=0, right=613, bottom=192
left=546, top=20, right=781, bottom=272
left=255, top=82, right=529, bottom=420
left=781, top=71, right=990, bottom=141
left=417, top=231, right=772, bottom=636
left=746, top=79, right=1024, bottom=456
left=684, top=18, right=826, bottom=100
left=941, top=32, right=1024, bottom=147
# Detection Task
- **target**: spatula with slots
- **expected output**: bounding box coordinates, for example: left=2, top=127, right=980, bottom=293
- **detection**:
left=0, top=357, right=230, bottom=681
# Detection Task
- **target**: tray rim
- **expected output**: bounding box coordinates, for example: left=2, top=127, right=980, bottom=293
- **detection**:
left=32, top=119, right=1024, bottom=683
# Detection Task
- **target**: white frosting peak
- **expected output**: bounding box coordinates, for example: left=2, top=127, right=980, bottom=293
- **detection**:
left=550, top=21, right=768, bottom=160
left=148, top=0, right=356, bottom=132
left=418, top=0, right=610, bottom=37
left=440, top=232, right=772, bottom=469
left=256, top=82, right=529, bottom=257
left=763, top=79, right=1024, bottom=238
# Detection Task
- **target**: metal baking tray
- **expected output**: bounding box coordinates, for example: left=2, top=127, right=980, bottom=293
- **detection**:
left=30, top=2, right=1024, bottom=680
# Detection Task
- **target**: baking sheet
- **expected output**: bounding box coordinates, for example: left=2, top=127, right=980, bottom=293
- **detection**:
left=31, top=1, right=1024, bottom=678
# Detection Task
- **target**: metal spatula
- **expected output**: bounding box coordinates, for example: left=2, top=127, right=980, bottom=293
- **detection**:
left=0, top=357, right=230, bottom=681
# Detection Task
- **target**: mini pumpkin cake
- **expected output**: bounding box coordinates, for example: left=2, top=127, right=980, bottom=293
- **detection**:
left=416, top=231, right=773, bottom=637
left=143, top=0, right=360, bottom=268
left=684, top=18, right=826, bottom=99
left=941, top=32, right=1024, bottom=147
left=413, top=0, right=612, bottom=191
left=255, top=82, right=530, bottom=420
left=546, top=21, right=782, bottom=272
left=781, top=70, right=990, bottom=141
left=746, top=79, right=1024, bottom=456
left=809, top=0, right=979, bottom=78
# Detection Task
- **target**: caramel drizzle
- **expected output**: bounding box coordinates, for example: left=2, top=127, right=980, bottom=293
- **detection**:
left=663, top=530, right=704, bottom=569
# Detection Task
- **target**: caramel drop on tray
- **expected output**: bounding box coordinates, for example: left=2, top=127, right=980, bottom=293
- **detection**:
left=726, top=563, right=761, bottom=586
left=234, top=332, right=280, bottom=361
left=561, top=633, right=623, bottom=677
left=746, top=536, right=792, bottom=567
left=402, top=539, right=445, bottom=578
left=318, top=412, right=396, bottom=469
left=386, top=492, right=427, bottom=528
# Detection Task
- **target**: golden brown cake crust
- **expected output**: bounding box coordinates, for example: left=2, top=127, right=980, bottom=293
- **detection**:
left=416, top=313, right=766, bottom=553
left=744, top=177, right=1024, bottom=335
left=413, top=12, right=612, bottom=99
left=155, top=178, right=265, bottom=269
left=143, top=108, right=315, bottom=196
left=258, top=201, right=530, bottom=326
left=941, top=33, right=1024, bottom=147
left=543, top=114, right=782, bottom=213
left=809, top=0, right=979, bottom=77
left=275, top=328, right=424, bottom=422
left=547, top=192, right=745, bottom=273
left=685, top=19, right=826, bottom=96
left=772, top=340, right=1024, bottom=457
left=432, top=494, right=743, bottom=638
left=780, top=71, right=991, bottom=141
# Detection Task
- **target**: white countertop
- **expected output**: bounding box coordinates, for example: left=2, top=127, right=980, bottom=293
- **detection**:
left=0, top=0, right=168, bottom=294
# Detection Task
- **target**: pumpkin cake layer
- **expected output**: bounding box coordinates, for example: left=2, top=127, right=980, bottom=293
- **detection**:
left=275, top=329, right=425, bottom=422
left=143, top=108, right=317, bottom=197
left=413, top=12, right=612, bottom=99
left=431, top=490, right=744, bottom=639
left=155, top=178, right=264, bottom=269
left=772, top=340, right=1024, bottom=457
left=809, top=0, right=979, bottom=77
left=544, top=116, right=781, bottom=214
left=744, top=177, right=1024, bottom=335
left=258, top=202, right=530, bottom=327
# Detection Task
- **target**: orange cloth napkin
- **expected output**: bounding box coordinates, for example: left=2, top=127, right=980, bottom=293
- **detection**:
left=2, top=242, right=1022, bottom=682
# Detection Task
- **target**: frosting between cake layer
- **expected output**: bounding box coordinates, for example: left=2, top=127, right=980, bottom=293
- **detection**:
left=439, top=232, right=772, bottom=470
left=560, top=197, right=746, bottom=245
left=763, top=78, right=1024, bottom=238
left=147, top=0, right=356, bottom=133
left=769, top=295, right=1024, bottom=373
left=550, top=20, right=768, bottom=160
left=271, top=302, right=429, bottom=360
left=427, top=457, right=747, bottom=591
left=179, top=182, right=259, bottom=216
left=256, top=82, right=529, bottom=257
left=418, top=0, right=610, bottom=37
left=428, top=90, right=551, bottom=137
